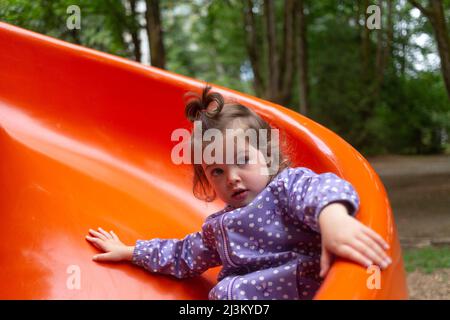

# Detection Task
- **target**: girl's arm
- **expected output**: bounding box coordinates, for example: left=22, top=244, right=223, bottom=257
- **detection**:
left=285, top=167, right=360, bottom=233
left=86, top=227, right=222, bottom=279
left=318, top=202, right=391, bottom=278
left=131, top=232, right=221, bottom=279
left=284, top=167, right=391, bottom=277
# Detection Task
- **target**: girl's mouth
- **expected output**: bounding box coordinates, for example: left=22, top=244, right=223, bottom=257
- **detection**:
left=232, top=189, right=249, bottom=201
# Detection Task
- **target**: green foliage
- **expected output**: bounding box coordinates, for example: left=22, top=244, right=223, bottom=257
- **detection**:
left=307, top=12, right=369, bottom=145
left=162, top=0, right=251, bottom=93
left=403, top=246, right=450, bottom=274
left=0, top=0, right=131, bottom=58
left=361, top=71, right=449, bottom=155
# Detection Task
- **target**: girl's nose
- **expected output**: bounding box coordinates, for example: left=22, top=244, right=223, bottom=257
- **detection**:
left=226, top=169, right=241, bottom=186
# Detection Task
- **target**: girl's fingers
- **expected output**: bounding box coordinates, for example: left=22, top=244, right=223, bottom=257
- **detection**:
left=358, top=232, right=392, bottom=266
left=93, top=252, right=115, bottom=262
left=110, top=230, right=119, bottom=241
left=362, top=226, right=389, bottom=250
left=349, top=238, right=388, bottom=269
left=86, top=236, right=103, bottom=251
left=320, top=248, right=333, bottom=278
left=98, top=227, right=113, bottom=240
left=89, top=229, right=107, bottom=241
left=337, top=244, right=372, bottom=268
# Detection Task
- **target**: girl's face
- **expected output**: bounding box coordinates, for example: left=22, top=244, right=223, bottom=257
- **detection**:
left=202, top=137, right=271, bottom=209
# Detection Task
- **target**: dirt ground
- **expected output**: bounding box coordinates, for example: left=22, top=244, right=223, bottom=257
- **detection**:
left=406, top=269, right=450, bottom=300
left=369, top=155, right=450, bottom=241
left=368, top=155, right=450, bottom=300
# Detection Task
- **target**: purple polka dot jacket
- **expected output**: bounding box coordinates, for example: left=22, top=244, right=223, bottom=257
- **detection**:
left=131, top=167, right=360, bottom=300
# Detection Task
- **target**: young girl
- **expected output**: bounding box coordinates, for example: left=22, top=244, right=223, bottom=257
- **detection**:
left=86, top=86, right=391, bottom=300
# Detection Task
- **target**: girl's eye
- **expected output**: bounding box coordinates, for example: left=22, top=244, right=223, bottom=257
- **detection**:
left=211, top=168, right=223, bottom=177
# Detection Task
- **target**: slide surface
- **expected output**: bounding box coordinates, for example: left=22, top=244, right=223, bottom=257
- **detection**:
left=0, top=22, right=408, bottom=299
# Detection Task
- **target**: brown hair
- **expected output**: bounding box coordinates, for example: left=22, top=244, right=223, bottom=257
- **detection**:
left=184, top=85, right=290, bottom=202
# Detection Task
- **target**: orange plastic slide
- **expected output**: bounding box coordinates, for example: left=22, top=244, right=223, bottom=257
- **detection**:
left=0, top=22, right=408, bottom=299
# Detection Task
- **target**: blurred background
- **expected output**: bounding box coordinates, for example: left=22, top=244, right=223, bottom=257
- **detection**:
left=1, top=0, right=449, bottom=299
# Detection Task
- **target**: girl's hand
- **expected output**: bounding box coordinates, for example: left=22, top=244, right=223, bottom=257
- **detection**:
left=318, top=203, right=392, bottom=278
left=85, top=228, right=134, bottom=262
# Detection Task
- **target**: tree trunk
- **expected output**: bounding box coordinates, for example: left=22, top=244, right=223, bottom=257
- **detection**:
left=264, top=0, right=279, bottom=101
left=355, top=0, right=362, bottom=41
left=145, top=0, right=166, bottom=69
left=409, top=0, right=450, bottom=100
left=244, top=0, right=265, bottom=97
left=361, top=0, right=371, bottom=83
left=128, top=0, right=142, bottom=63
left=400, top=10, right=410, bottom=77
left=374, top=0, right=393, bottom=100
left=354, top=0, right=378, bottom=146
left=279, top=0, right=296, bottom=105
left=296, top=0, right=309, bottom=115
left=429, top=0, right=450, bottom=100
left=385, top=0, right=394, bottom=66
left=244, top=0, right=297, bottom=106
left=374, top=0, right=385, bottom=98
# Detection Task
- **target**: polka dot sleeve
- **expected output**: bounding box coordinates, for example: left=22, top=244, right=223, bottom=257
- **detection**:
left=285, top=167, right=360, bottom=233
left=131, top=231, right=222, bottom=279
